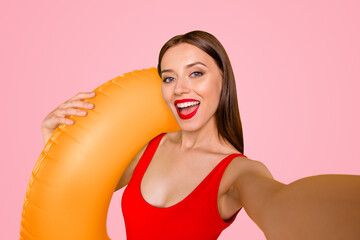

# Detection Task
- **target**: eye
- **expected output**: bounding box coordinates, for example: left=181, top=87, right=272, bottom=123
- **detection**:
left=190, top=71, right=203, bottom=77
left=162, top=77, right=174, bottom=83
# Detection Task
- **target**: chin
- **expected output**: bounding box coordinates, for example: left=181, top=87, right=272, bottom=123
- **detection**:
left=177, top=121, right=202, bottom=132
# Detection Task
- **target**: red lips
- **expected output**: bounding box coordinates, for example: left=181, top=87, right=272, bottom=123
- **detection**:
left=174, top=98, right=200, bottom=120
left=174, top=98, right=199, bottom=104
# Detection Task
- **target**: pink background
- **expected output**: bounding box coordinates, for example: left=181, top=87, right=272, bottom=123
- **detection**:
left=1, top=0, right=359, bottom=239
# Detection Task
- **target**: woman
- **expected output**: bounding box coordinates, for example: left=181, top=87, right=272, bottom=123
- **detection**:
left=40, top=30, right=360, bottom=239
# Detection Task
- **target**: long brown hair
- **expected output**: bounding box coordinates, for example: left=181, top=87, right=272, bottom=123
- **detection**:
left=157, top=30, right=244, bottom=154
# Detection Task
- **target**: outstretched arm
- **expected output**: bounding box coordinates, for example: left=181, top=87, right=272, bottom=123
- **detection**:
left=262, top=174, right=360, bottom=240
left=231, top=157, right=360, bottom=240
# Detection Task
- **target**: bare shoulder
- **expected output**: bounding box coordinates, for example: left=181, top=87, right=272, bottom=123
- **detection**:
left=226, top=156, right=286, bottom=228
left=114, top=141, right=149, bottom=192
left=226, top=156, right=274, bottom=182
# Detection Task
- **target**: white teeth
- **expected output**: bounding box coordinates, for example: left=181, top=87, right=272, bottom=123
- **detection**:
left=176, top=101, right=200, bottom=108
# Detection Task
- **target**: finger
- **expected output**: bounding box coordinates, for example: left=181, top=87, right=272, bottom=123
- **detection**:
left=54, top=108, right=88, bottom=117
left=72, top=100, right=94, bottom=109
left=58, top=116, right=75, bottom=125
left=60, top=99, right=95, bottom=110
left=52, top=115, right=74, bottom=126
left=70, top=92, right=96, bottom=101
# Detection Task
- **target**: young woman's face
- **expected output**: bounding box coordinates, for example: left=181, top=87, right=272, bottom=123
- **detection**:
left=160, top=42, right=223, bottom=132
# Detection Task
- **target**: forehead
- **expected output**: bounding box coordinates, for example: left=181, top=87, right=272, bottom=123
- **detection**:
left=161, top=43, right=216, bottom=69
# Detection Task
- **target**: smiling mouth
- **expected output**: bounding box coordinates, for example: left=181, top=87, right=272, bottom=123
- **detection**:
left=178, top=104, right=199, bottom=114
left=175, top=101, right=200, bottom=119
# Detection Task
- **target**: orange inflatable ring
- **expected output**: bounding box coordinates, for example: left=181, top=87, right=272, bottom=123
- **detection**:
left=20, top=67, right=180, bottom=240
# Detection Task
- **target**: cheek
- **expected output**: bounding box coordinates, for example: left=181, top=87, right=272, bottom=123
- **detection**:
left=161, top=85, right=165, bottom=99
left=161, top=85, right=172, bottom=106
left=200, top=78, right=222, bottom=100
left=208, top=78, right=222, bottom=108
left=215, top=77, right=223, bottom=103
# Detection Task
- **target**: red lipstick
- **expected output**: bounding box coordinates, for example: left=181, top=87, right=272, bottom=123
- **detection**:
left=174, top=99, right=200, bottom=120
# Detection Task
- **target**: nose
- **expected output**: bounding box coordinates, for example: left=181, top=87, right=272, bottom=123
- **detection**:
left=173, top=77, right=190, bottom=95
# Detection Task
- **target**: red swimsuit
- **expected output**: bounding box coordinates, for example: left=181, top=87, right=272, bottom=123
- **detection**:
left=121, top=133, right=247, bottom=239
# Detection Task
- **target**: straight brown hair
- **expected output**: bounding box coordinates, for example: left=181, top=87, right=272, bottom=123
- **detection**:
left=157, top=30, right=244, bottom=154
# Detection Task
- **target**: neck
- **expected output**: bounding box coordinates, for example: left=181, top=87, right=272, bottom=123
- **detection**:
left=175, top=116, right=224, bottom=152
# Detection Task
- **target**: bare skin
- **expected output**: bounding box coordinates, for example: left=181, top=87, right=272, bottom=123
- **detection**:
left=40, top=91, right=96, bottom=145
left=138, top=131, right=246, bottom=221
left=154, top=42, right=284, bottom=224
left=261, top=174, right=360, bottom=240
left=42, top=43, right=360, bottom=239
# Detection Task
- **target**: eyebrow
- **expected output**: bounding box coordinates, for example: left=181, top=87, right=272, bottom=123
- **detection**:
left=161, top=61, right=208, bottom=74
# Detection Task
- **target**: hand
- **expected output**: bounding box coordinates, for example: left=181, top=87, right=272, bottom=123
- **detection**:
left=40, top=92, right=96, bottom=145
